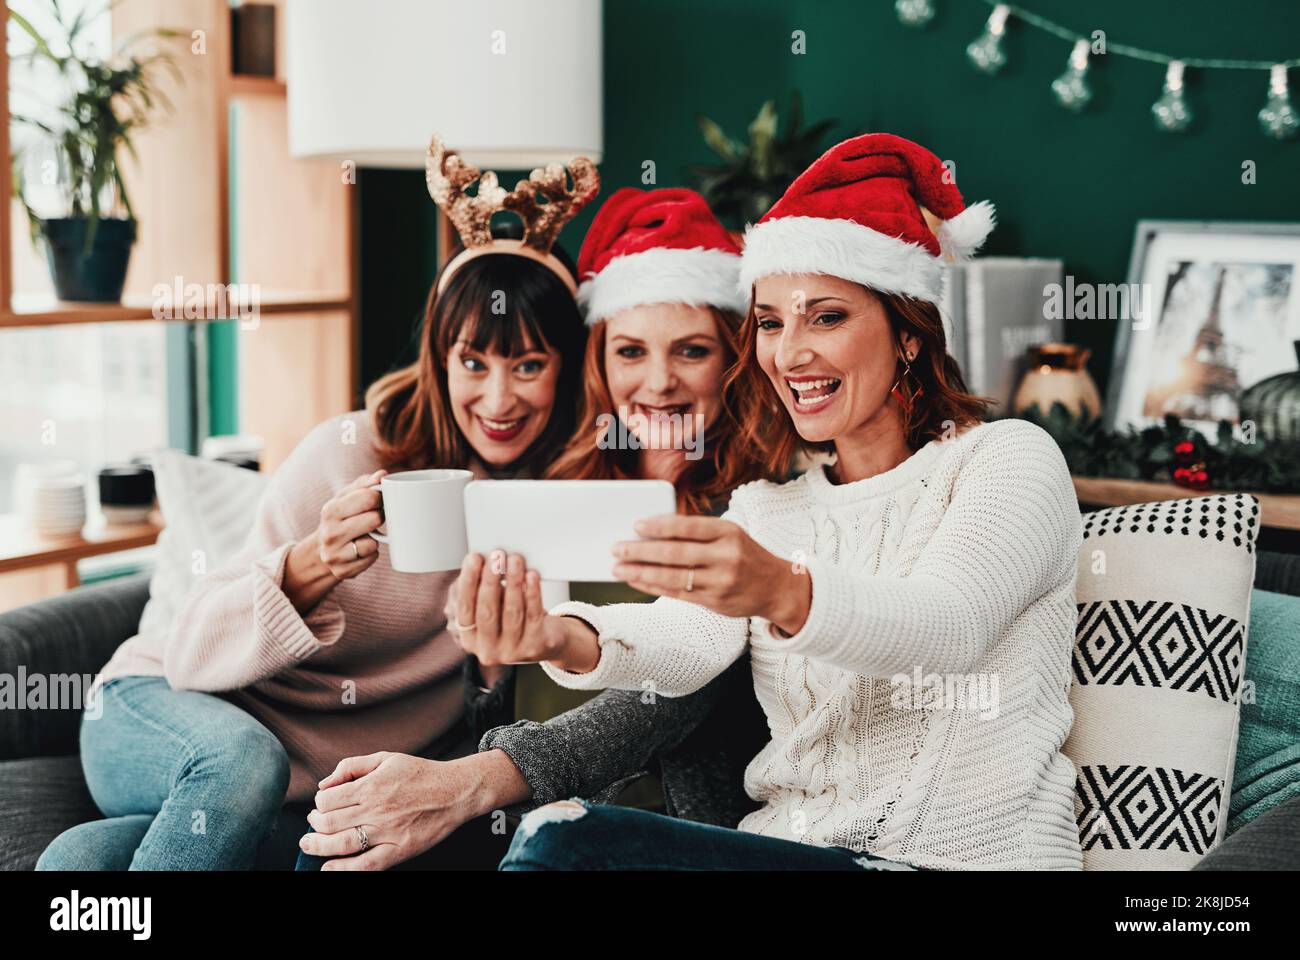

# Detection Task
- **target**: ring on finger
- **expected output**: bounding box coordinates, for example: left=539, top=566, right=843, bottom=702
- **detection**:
left=355, top=825, right=369, bottom=852
left=685, top=566, right=695, bottom=593
left=349, top=539, right=360, bottom=561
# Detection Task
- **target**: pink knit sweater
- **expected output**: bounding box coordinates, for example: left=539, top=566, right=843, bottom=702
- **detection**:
left=98, top=412, right=479, bottom=801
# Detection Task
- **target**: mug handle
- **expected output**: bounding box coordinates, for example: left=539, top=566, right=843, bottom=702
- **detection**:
left=368, top=486, right=388, bottom=544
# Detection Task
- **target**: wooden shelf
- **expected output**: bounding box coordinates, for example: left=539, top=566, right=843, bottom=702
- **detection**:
left=1, top=298, right=156, bottom=326
left=1073, top=476, right=1300, bottom=532
left=0, top=512, right=162, bottom=579
left=0, top=291, right=352, bottom=328
left=230, top=76, right=287, bottom=98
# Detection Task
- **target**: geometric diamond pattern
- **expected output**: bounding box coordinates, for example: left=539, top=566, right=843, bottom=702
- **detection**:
left=1076, top=765, right=1221, bottom=854
left=1074, top=600, right=1245, bottom=703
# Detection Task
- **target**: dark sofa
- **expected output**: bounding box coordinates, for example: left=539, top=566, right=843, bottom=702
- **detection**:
left=3, top=550, right=1300, bottom=871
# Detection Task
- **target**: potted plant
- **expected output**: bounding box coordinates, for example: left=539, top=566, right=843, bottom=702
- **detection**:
left=687, top=92, right=839, bottom=236
left=9, top=2, right=177, bottom=302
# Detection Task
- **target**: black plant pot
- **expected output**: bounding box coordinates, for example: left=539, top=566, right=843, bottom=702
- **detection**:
left=41, top=217, right=137, bottom=302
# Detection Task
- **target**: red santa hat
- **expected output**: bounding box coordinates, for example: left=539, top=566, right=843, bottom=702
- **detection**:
left=738, top=133, right=995, bottom=304
left=577, top=188, right=746, bottom=325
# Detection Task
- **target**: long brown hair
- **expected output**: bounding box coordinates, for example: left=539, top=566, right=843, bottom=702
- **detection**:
left=726, top=288, right=996, bottom=474
left=546, top=307, right=779, bottom=514
left=365, top=232, right=588, bottom=473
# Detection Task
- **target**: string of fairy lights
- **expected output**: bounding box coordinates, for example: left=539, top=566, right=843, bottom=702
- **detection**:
left=894, top=0, right=1300, bottom=140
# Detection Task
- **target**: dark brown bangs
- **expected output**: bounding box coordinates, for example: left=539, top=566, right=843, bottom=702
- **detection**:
left=433, top=253, right=560, bottom=363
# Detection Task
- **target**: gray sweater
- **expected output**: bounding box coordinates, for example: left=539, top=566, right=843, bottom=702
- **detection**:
left=471, top=655, right=767, bottom=827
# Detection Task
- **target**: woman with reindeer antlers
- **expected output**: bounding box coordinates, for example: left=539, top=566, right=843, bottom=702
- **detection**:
left=38, top=136, right=598, bottom=871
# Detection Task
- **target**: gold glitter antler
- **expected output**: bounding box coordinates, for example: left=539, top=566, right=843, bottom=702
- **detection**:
left=426, top=134, right=600, bottom=253
left=504, top=159, right=601, bottom=252
left=425, top=134, right=509, bottom=248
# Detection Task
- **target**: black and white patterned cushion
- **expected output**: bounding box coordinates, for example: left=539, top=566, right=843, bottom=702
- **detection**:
left=1065, top=494, right=1259, bottom=870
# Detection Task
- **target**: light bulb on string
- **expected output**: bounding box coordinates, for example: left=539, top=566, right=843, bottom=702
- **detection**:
left=1258, top=64, right=1299, bottom=140
left=966, top=4, right=1010, bottom=75
left=1152, top=60, right=1192, bottom=132
left=1052, top=40, right=1093, bottom=112
left=895, top=0, right=935, bottom=28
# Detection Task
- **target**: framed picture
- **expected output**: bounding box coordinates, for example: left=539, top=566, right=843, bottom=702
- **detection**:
left=1107, top=220, right=1300, bottom=439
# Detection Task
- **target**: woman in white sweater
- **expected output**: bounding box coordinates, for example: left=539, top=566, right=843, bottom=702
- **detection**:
left=454, top=133, right=1085, bottom=871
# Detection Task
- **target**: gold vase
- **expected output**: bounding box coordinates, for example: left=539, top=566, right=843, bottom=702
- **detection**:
left=1012, top=342, right=1101, bottom=420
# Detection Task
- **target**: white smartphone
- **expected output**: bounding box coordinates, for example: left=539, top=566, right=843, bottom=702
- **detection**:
left=463, top=479, right=676, bottom=582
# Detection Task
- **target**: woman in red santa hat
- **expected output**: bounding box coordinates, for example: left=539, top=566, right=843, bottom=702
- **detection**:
left=547, top=186, right=770, bottom=511
left=459, top=134, right=1083, bottom=871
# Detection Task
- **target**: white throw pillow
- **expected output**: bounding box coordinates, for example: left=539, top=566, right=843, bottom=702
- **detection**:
left=1066, top=493, right=1259, bottom=870
left=132, top=450, right=269, bottom=645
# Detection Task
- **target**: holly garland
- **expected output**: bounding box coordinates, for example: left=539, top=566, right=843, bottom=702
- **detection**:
left=1004, top=403, right=1300, bottom=494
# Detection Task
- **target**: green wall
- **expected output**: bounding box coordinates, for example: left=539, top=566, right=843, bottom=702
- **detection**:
left=208, top=101, right=241, bottom=436
left=357, top=0, right=1300, bottom=402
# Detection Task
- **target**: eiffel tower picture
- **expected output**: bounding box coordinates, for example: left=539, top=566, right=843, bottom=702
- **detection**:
left=1144, top=264, right=1242, bottom=422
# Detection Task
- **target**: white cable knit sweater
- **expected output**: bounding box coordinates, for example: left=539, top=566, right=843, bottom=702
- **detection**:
left=544, top=418, right=1085, bottom=870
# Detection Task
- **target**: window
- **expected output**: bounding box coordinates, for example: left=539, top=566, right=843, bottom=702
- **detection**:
left=0, top=321, right=177, bottom=511
left=1, top=2, right=193, bottom=517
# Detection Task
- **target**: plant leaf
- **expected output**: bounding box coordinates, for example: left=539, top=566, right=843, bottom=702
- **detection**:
left=748, top=100, right=778, bottom=179
left=8, top=8, right=57, bottom=60
left=696, top=115, right=739, bottom=162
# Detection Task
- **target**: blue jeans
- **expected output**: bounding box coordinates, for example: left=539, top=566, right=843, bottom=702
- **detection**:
left=499, top=799, right=921, bottom=871
left=36, top=675, right=291, bottom=871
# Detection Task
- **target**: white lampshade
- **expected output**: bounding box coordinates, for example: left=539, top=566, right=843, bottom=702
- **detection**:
left=285, top=0, right=603, bottom=169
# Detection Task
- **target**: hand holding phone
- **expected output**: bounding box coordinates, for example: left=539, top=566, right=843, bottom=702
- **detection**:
left=450, top=549, right=599, bottom=674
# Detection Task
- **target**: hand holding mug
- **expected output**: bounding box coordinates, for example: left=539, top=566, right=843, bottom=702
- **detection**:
left=316, top=470, right=387, bottom=581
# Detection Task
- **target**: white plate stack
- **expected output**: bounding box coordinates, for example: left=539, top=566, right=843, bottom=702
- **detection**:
left=15, top=461, right=88, bottom=537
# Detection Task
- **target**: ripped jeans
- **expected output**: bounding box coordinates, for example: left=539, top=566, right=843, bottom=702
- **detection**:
left=499, top=799, right=920, bottom=871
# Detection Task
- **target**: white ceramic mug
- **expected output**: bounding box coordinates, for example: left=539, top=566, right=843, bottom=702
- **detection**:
left=370, top=469, right=473, bottom=572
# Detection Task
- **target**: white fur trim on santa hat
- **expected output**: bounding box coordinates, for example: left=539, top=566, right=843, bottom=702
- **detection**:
left=937, top=200, right=996, bottom=261
left=738, top=216, right=945, bottom=303
left=577, top=246, right=747, bottom=326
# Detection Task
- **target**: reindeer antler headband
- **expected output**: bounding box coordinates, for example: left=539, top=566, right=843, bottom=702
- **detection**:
left=426, top=134, right=600, bottom=296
